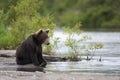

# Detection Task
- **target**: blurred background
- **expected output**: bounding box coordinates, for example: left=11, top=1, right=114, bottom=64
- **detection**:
left=0, top=0, right=120, bottom=49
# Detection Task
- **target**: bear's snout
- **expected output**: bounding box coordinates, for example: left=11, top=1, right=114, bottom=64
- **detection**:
left=44, top=38, right=50, bottom=45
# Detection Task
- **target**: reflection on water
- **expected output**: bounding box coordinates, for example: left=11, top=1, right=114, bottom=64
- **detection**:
left=0, top=31, right=120, bottom=75
left=0, top=64, right=45, bottom=72
left=46, top=60, right=120, bottom=75
left=16, top=65, right=44, bottom=72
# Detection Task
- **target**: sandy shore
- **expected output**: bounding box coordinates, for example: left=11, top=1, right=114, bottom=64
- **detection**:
left=0, top=50, right=120, bottom=80
left=0, top=71, right=119, bottom=80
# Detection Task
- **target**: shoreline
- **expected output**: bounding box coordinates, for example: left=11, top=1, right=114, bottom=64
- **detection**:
left=0, top=50, right=120, bottom=80
left=0, top=71, right=119, bottom=80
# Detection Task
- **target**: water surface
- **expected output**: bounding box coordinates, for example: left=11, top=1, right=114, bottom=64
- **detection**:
left=46, top=31, right=120, bottom=75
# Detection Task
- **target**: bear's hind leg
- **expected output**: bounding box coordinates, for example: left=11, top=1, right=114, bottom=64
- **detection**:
left=16, top=58, right=32, bottom=65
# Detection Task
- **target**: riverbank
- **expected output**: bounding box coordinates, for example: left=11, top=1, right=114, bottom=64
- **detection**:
left=0, top=71, right=119, bottom=80
left=0, top=50, right=120, bottom=80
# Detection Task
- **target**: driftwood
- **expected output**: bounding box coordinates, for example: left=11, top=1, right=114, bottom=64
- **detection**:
left=0, top=50, right=67, bottom=62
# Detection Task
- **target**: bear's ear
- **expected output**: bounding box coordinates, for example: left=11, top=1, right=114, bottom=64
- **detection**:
left=38, top=29, right=43, bottom=34
left=46, top=29, right=49, bottom=33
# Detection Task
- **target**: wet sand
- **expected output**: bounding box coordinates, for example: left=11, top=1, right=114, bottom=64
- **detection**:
left=0, top=71, right=120, bottom=80
left=0, top=50, right=120, bottom=80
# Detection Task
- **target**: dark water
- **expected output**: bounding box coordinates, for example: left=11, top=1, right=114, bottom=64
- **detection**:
left=0, top=31, right=120, bottom=75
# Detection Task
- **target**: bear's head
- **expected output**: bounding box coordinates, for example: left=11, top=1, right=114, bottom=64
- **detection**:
left=35, top=29, right=50, bottom=45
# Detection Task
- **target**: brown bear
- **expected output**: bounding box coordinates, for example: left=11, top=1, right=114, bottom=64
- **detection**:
left=16, top=29, right=49, bottom=67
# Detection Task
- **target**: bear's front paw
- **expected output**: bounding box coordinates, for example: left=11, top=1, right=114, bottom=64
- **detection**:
left=39, top=62, right=47, bottom=68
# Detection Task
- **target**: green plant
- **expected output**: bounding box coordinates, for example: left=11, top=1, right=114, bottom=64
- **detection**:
left=85, top=43, right=103, bottom=60
left=0, top=26, right=14, bottom=49
left=65, top=34, right=91, bottom=60
left=10, top=0, right=55, bottom=48
left=63, top=23, right=83, bottom=60
left=63, top=22, right=104, bottom=61
left=0, top=0, right=56, bottom=49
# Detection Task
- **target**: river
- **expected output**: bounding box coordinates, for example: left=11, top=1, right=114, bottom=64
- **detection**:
left=46, top=31, right=120, bottom=75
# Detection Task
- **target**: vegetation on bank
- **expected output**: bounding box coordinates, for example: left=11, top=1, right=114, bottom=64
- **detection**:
left=0, top=0, right=55, bottom=49
left=43, top=23, right=103, bottom=61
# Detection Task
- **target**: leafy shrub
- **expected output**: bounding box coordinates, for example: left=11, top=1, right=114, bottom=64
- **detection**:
left=0, top=26, right=14, bottom=49
left=63, top=22, right=103, bottom=61
left=85, top=43, right=103, bottom=60
left=10, top=0, right=55, bottom=48
left=0, top=0, right=56, bottom=49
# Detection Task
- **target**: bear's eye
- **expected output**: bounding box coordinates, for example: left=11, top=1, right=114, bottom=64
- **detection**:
left=44, top=35, right=48, bottom=39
